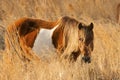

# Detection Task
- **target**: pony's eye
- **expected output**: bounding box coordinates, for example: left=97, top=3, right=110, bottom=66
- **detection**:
left=79, top=38, right=84, bottom=42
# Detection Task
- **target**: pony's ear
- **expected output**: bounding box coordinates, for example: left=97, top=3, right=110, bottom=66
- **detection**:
left=89, top=23, right=94, bottom=30
left=78, top=23, right=83, bottom=29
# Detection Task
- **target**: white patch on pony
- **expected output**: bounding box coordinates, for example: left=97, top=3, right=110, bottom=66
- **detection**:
left=32, top=25, right=58, bottom=54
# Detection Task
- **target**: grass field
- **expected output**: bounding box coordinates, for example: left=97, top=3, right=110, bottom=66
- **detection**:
left=0, top=0, right=120, bottom=80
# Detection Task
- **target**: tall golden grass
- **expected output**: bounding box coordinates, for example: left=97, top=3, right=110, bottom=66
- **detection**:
left=0, top=0, right=120, bottom=80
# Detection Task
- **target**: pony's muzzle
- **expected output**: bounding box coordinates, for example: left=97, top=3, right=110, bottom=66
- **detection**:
left=82, top=56, right=91, bottom=63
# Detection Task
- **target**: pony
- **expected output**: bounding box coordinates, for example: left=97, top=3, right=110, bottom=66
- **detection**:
left=5, top=16, right=94, bottom=63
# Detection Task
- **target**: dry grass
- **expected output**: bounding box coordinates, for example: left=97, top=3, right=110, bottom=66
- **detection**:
left=0, top=0, right=120, bottom=80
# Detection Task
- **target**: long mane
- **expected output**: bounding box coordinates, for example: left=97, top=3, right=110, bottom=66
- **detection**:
left=54, top=16, right=80, bottom=57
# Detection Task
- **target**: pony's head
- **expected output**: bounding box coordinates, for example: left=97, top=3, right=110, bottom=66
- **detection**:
left=78, top=22, right=94, bottom=63
left=59, top=16, right=94, bottom=63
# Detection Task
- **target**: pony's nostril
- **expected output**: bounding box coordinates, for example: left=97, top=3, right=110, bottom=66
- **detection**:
left=82, top=56, right=91, bottom=63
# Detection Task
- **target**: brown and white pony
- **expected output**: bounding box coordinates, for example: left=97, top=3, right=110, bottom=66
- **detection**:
left=5, top=16, right=94, bottom=63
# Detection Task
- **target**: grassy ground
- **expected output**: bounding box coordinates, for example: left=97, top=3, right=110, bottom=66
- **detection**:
left=0, top=0, right=120, bottom=80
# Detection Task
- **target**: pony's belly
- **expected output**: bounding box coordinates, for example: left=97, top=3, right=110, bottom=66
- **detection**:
left=32, top=26, right=57, bottom=54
